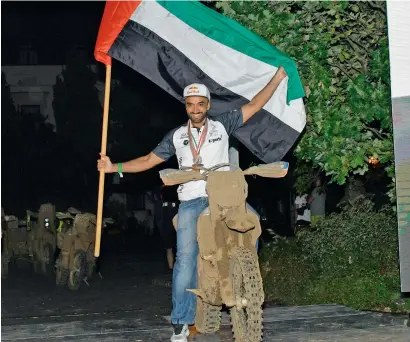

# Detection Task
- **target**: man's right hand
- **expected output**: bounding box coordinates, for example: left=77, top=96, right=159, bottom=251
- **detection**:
left=97, top=153, right=115, bottom=173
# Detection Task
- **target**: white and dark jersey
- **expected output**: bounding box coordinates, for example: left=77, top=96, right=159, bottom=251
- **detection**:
left=152, top=109, right=243, bottom=201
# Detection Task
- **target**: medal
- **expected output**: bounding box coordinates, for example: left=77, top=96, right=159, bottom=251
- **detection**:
left=192, top=156, right=203, bottom=172
left=188, top=120, right=208, bottom=172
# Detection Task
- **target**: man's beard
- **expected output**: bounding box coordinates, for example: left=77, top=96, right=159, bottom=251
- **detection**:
left=188, top=112, right=207, bottom=124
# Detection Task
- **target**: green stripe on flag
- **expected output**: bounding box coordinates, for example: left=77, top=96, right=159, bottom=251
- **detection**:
left=156, top=0, right=305, bottom=103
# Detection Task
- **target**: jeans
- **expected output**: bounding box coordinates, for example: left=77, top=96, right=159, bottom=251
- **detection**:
left=170, top=196, right=259, bottom=325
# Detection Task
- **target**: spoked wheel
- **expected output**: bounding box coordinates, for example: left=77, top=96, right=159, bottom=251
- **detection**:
left=195, top=296, right=222, bottom=333
left=68, top=250, right=86, bottom=290
left=229, top=246, right=264, bottom=342
left=39, top=243, right=53, bottom=274
left=55, top=255, right=69, bottom=286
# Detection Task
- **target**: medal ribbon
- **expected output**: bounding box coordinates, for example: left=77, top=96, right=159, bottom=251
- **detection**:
left=188, top=119, right=208, bottom=164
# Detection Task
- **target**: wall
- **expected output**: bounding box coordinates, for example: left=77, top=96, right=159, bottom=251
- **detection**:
left=387, top=1, right=410, bottom=293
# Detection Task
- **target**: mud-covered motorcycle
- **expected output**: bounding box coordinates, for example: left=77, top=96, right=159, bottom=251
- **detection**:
left=55, top=208, right=113, bottom=290
left=160, top=161, right=288, bottom=342
left=1, top=203, right=57, bottom=277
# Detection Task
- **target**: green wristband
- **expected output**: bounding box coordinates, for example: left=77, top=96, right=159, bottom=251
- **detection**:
left=117, top=163, right=123, bottom=178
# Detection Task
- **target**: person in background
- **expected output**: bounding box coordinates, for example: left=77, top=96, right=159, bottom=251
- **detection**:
left=309, top=176, right=326, bottom=225
left=158, top=185, right=179, bottom=271
left=294, top=193, right=311, bottom=232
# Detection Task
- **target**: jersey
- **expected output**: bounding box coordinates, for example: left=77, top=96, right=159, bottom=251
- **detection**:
left=152, top=109, right=243, bottom=201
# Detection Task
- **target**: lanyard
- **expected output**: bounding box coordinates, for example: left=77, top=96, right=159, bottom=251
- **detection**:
left=187, top=119, right=208, bottom=165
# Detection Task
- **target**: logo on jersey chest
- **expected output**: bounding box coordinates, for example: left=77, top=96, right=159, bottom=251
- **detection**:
left=208, top=135, right=222, bottom=144
left=177, top=126, right=222, bottom=148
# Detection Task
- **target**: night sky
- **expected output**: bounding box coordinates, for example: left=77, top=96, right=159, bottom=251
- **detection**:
left=2, top=2, right=104, bottom=65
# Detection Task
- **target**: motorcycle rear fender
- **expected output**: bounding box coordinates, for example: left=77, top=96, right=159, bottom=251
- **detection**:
left=74, top=236, right=90, bottom=253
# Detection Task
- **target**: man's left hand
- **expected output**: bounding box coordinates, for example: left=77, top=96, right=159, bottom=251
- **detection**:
left=275, top=66, right=287, bottom=81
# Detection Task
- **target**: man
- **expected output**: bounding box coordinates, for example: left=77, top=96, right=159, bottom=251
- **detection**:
left=97, top=66, right=287, bottom=342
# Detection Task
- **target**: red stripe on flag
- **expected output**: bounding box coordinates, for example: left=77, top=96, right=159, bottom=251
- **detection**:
left=94, top=1, right=141, bottom=65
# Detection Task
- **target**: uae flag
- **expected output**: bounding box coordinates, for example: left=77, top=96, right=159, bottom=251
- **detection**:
left=94, top=0, right=306, bottom=163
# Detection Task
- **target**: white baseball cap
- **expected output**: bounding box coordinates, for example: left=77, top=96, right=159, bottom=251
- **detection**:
left=183, top=83, right=211, bottom=101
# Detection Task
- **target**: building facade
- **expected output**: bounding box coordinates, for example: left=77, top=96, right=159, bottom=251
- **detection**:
left=2, top=64, right=106, bottom=130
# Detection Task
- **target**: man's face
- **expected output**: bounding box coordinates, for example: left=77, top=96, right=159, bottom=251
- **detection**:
left=185, top=96, right=210, bottom=125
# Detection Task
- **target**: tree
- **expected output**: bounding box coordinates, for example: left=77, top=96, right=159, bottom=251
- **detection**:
left=1, top=72, right=20, bottom=145
left=1, top=72, right=22, bottom=212
left=19, top=112, right=58, bottom=205
left=2, top=72, right=58, bottom=213
left=52, top=52, right=102, bottom=208
left=216, top=1, right=394, bottom=199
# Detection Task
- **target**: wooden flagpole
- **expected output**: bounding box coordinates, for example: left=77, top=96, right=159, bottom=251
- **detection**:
left=94, top=64, right=112, bottom=257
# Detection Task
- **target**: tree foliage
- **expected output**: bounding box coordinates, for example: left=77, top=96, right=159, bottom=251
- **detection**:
left=2, top=72, right=57, bottom=214
left=1, top=72, right=22, bottom=211
left=52, top=53, right=102, bottom=209
left=1, top=72, right=20, bottom=143
left=216, top=1, right=393, bottom=197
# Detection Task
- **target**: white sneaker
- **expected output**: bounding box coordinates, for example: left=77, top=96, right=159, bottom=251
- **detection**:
left=170, top=324, right=189, bottom=342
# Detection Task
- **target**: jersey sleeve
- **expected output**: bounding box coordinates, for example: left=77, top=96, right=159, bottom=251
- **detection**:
left=152, top=128, right=176, bottom=161
left=214, top=108, right=244, bottom=136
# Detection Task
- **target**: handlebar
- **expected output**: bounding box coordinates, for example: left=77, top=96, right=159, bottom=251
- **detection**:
left=160, top=161, right=288, bottom=186
left=180, top=163, right=242, bottom=175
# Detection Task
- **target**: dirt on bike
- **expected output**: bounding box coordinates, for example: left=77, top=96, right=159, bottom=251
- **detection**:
left=160, top=161, right=288, bottom=342
left=55, top=207, right=112, bottom=290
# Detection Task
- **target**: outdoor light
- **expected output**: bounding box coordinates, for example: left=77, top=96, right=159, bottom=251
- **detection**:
left=367, top=156, right=381, bottom=168
left=44, top=218, right=50, bottom=228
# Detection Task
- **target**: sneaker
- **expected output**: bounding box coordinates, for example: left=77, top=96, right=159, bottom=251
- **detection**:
left=170, top=324, right=189, bottom=342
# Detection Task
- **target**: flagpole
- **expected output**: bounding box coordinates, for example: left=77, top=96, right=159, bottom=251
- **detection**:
left=94, top=64, right=112, bottom=257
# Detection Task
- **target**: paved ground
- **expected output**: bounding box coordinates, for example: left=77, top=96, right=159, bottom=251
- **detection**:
left=2, top=232, right=409, bottom=341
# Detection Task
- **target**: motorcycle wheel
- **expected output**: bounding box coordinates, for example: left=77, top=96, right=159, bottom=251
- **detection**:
left=229, top=246, right=264, bottom=342
left=195, top=296, right=222, bottom=333
left=86, top=262, right=95, bottom=279
left=68, top=250, right=86, bottom=290
left=39, top=243, right=53, bottom=274
left=55, top=255, right=69, bottom=286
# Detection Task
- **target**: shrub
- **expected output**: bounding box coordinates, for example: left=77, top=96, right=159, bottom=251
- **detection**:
left=260, top=199, right=409, bottom=312
left=260, top=237, right=317, bottom=305
left=298, top=198, right=398, bottom=275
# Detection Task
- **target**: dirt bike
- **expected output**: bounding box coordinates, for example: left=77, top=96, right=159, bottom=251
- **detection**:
left=160, top=161, right=288, bottom=342
left=55, top=208, right=113, bottom=290
left=1, top=203, right=56, bottom=277
left=32, top=203, right=57, bottom=275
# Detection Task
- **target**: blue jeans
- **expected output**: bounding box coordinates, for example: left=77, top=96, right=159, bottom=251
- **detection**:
left=170, top=196, right=259, bottom=325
